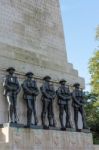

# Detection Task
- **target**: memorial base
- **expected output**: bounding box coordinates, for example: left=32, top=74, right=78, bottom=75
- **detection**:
left=0, top=124, right=94, bottom=150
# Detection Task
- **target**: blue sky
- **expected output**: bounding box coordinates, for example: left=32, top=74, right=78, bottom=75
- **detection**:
left=60, top=0, right=99, bottom=91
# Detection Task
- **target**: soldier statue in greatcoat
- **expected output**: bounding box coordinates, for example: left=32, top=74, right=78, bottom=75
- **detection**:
left=57, top=79, right=71, bottom=130
left=72, top=83, right=88, bottom=130
left=3, top=67, right=20, bottom=123
left=41, top=76, right=56, bottom=128
left=22, top=72, right=39, bottom=127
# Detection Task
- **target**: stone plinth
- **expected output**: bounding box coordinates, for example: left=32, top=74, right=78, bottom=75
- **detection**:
left=0, top=125, right=94, bottom=150
left=94, top=145, right=99, bottom=150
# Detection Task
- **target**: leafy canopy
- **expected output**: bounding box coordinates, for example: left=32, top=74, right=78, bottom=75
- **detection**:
left=85, top=26, right=99, bottom=144
left=88, top=51, right=99, bottom=94
left=88, top=25, right=99, bottom=94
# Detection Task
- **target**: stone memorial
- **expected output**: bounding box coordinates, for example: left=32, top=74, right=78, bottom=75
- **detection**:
left=0, top=0, right=97, bottom=150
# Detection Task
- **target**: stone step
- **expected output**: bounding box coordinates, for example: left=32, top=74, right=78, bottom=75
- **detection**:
left=0, top=125, right=94, bottom=150
left=0, top=143, right=11, bottom=150
left=93, top=145, right=99, bottom=150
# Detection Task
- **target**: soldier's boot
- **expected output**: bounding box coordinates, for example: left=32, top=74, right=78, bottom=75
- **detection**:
left=42, top=114, right=48, bottom=128
left=34, top=116, right=38, bottom=125
left=53, top=117, right=57, bottom=127
left=48, top=113, right=52, bottom=126
left=9, top=105, right=13, bottom=123
left=27, top=116, right=31, bottom=127
left=75, top=120, right=78, bottom=131
left=66, top=121, right=71, bottom=128
left=48, top=117, right=53, bottom=127
left=82, top=114, right=88, bottom=129
left=59, top=115, right=65, bottom=129
left=74, top=110, right=79, bottom=130
left=66, top=115, right=71, bottom=128
left=27, top=109, right=32, bottom=127
left=14, top=107, right=18, bottom=124
left=33, top=107, right=38, bottom=125
left=14, top=115, right=17, bottom=124
left=42, top=116, right=46, bottom=126
left=49, top=117, right=56, bottom=127
left=27, top=119, right=31, bottom=127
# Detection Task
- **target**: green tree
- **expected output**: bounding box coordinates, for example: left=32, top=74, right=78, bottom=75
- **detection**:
left=85, top=26, right=99, bottom=144
left=88, top=25, right=99, bottom=94
left=85, top=92, right=99, bottom=144
left=88, top=50, right=99, bottom=94
left=96, top=25, right=99, bottom=40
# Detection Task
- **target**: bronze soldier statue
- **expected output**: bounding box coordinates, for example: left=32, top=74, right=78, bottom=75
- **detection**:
left=57, top=79, right=71, bottom=130
left=22, top=72, right=39, bottom=127
left=3, top=67, right=20, bottom=123
left=72, top=83, right=88, bottom=130
left=41, top=76, right=56, bottom=128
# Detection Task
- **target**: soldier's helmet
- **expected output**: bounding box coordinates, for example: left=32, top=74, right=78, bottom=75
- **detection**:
left=73, top=83, right=80, bottom=87
left=59, top=79, right=67, bottom=84
left=6, top=67, right=15, bottom=72
left=43, top=75, right=51, bottom=81
left=25, top=72, right=34, bottom=76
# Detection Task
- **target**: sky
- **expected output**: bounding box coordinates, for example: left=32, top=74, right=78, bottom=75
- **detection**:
left=60, top=0, right=99, bottom=91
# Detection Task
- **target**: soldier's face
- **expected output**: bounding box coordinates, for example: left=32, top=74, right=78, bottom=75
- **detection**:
left=61, top=82, right=65, bottom=86
left=46, top=79, right=50, bottom=82
left=28, top=74, right=33, bottom=79
left=9, top=70, right=14, bottom=75
left=75, top=85, right=80, bottom=89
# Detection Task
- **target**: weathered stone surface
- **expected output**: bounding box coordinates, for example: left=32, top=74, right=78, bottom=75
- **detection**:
left=94, top=145, right=99, bottom=150
left=0, top=0, right=84, bottom=87
left=0, top=126, right=94, bottom=150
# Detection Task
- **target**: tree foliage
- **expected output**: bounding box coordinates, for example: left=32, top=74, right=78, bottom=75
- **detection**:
left=96, top=25, right=99, bottom=40
left=85, top=92, right=99, bottom=130
left=85, top=26, right=99, bottom=144
left=85, top=92, right=99, bottom=144
left=88, top=51, right=99, bottom=94
left=88, top=25, right=99, bottom=94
